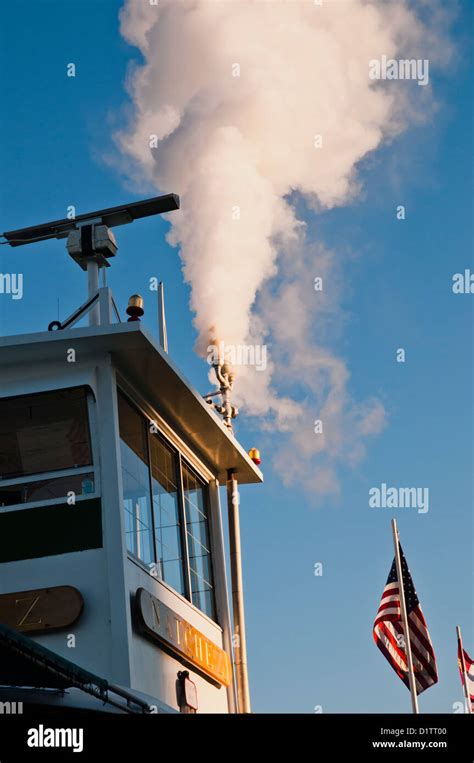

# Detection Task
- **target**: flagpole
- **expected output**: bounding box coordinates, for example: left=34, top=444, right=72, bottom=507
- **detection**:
left=391, top=518, right=419, bottom=714
left=456, top=625, right=473, bottom=714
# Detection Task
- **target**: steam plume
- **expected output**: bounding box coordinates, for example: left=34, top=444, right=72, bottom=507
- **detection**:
left=117, top=0, right=451, bottom=496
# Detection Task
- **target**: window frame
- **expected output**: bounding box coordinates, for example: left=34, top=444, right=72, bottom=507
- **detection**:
left=180, top=457, right=217, bottom=621
left=119, top=393, right=156, bottom=569
left=0, top=386, right=101, bottom=513
left=117, top=385, right=217, bottom=622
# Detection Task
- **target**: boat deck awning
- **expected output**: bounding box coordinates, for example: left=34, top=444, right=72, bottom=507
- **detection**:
left=0, top=323, right=263, bottom=485
left=0, top=622, right=107, bottom=691
left=0, top=623, right=150, bottom=713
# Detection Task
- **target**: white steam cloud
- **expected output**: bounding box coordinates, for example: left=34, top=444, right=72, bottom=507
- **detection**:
left=116, top=0, right=451, bottom=497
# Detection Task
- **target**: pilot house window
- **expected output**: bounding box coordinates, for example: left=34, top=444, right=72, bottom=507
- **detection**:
left=0, top=387, right=95, bottom=507
left=182, top=464, right=215, bottom=620
left=118, top=391, right=216, bottom=621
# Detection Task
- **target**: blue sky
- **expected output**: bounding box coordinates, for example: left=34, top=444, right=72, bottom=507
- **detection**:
left=0, top=0, right=472, bottom=713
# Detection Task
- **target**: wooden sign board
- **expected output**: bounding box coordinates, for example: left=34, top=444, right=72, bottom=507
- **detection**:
left=136, top=587, right=232, bottom=687
left=0, top=585, right=83, bottom=634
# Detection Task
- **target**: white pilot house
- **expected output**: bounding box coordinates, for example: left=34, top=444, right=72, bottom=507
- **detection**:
left=0, top=195, right=262, bottom=715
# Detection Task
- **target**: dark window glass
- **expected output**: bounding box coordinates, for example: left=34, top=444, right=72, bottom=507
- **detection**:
left=118, top=394, right=154, bottom=567
left=150, top=434, right=185, bottom=596
left=0, top=498, right=102, bottom=562
left=0, top=472, right=95, bottom=507
left=0, top=388, right=92, bottom=480
left=182, top=464, right=216, bottom=620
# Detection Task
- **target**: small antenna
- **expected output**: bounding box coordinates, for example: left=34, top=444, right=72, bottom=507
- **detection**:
left=158, top=281, right=168, bottom=353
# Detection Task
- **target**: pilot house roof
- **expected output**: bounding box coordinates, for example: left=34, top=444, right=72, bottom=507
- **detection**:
left=0, top=322, right=263, bottom=486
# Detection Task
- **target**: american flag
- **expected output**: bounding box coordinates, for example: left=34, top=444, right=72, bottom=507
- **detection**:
left=373, top=545, right=438, bottom=694
left=457, top=641, right=474, bottom=712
